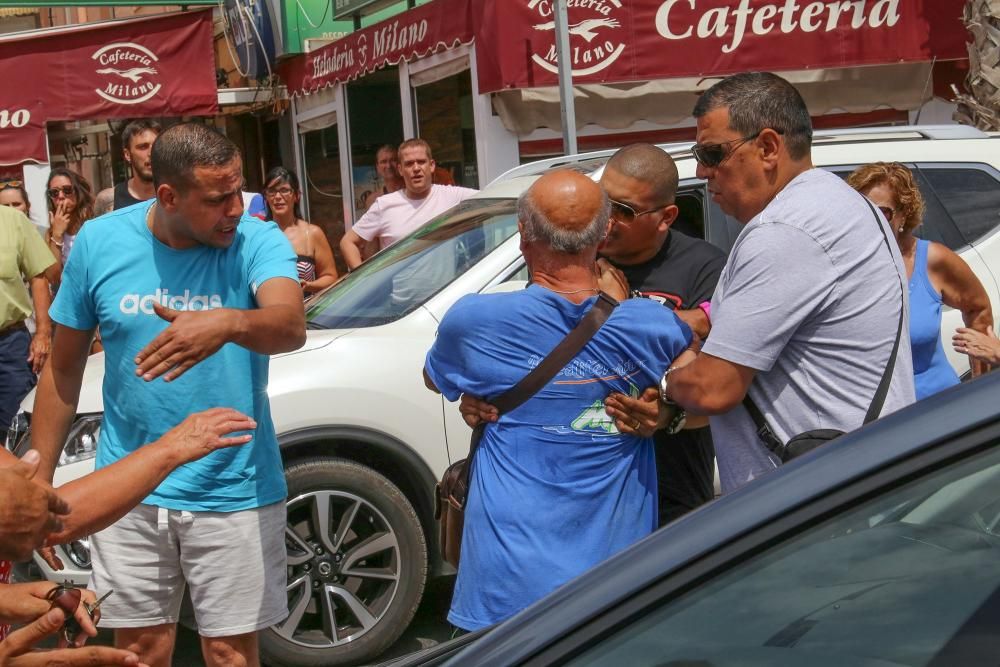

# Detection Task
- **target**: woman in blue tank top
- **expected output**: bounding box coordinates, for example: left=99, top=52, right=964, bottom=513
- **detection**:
left=848, top=163, right=993, bottom=400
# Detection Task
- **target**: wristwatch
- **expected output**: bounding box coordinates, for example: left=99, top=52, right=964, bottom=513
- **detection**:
left=658, top=366, right=679, bottom=406
left=665, top=407, right=687, bottom=435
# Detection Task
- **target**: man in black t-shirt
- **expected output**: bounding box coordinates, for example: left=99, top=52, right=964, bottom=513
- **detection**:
left=599, top=143, right=726, bottom=524
left=94, top=119, right=161, bottom=215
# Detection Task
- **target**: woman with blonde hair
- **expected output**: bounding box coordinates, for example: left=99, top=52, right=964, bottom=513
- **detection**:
left=848, top=162, right=993, bottom=399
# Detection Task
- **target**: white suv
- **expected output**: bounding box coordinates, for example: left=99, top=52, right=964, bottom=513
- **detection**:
left=10, top=124, right=1000, bottom=666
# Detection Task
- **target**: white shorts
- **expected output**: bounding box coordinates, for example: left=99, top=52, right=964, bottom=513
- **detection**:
left=90, top=502, right=288, bottom=637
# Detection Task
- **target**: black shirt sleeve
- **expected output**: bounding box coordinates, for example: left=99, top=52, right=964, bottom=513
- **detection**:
left=688, top=249, right=726, bottom=306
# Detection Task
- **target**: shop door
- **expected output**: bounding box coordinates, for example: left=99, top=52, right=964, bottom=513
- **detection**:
left=347, top=66, right=404, bottom=218
left=414, top=69, right=479, bottom=189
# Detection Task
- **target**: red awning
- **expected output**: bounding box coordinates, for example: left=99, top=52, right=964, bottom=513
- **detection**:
left=0, top=10, right=219, bottom=166
left=280, top=0, right=474, bottom=97
left=474, top=0, right=968, bottom=94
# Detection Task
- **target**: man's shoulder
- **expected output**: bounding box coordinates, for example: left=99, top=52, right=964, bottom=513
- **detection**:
left=616, top=297, right=685, bottom=327
left=81, top=203, right=146, bottom=240
left=446, top=289, right=524, bottom=318
left=0, top=204, right=31, bottom=231
left=237, top=215, right=281, bottom=238
left=765, top=169, right=860, bottom=221
left=432, top=184, right=478, bottom=201
left=667, top=230, right=726, bottom=260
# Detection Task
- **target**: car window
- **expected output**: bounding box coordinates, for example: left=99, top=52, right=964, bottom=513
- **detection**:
left=704, top=197, right=742, bottom=254
left=830, top=165, right=968, bottom=250
left=563, top=438, right=1000, bottom=666
left=916, top=164, right=1000, bottom=247
left=305, top=199, right=518, bottom=329
left=672, top=186, right=708, bottom=240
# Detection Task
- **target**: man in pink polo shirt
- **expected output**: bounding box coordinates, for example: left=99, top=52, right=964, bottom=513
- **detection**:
left=340, top=138, right=478, bottom=269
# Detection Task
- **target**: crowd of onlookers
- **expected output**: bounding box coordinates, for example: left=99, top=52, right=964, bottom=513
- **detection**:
left=2, top=70, right=1000, bottom=664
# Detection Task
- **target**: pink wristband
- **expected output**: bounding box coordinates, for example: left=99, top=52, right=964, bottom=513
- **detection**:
left=697, top=301, right=711, bottom=322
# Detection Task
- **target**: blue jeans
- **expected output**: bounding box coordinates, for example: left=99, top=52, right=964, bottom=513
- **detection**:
left=0, top=326, right=34, bottom=434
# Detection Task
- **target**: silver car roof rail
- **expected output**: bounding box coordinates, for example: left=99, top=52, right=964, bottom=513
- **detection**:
left=490, top=124, right=993, bottom=186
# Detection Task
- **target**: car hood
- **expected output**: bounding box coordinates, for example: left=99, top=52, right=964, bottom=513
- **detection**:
left=20, top=328, right=353, bottom=415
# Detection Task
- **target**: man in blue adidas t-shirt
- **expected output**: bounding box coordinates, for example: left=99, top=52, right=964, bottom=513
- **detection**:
left=31, top=123, right=305, bottom=667
left=424, top=170, right=693, bottom=631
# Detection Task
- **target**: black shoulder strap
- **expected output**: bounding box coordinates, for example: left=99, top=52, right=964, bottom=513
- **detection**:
left=860, top=196, right=905, bottom=424
left=743, top=195, right=905, bottom=454
left=492, top=291, right=618, bottom=414
left=465, top=291, right=619, bottom=465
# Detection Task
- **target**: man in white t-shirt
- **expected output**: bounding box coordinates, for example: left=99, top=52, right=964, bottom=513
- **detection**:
left=340, top=139, right=478, bottom=270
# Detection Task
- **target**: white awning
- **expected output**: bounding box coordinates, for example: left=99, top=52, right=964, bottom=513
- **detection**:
left=492, top=62, right=938, bottom=135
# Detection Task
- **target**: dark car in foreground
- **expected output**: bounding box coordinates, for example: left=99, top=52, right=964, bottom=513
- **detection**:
left=386, top=370, right=1000, bottom=666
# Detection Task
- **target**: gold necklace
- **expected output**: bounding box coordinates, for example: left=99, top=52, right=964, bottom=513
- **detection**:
left=547, top=286, right=600, bottom=295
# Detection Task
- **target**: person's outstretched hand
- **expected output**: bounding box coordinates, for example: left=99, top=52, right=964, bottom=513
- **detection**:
left=0, top=451, right=70, bottom=562
left=160, top=408, right=257, bottom=465
left=134, top=303, right=236, bottom=382
left=953, top=325, right=1000, bottom=367
left=595, top=258, right=629, bottom=302
left=0, top=583, right=100, bottom=647
left=0, top=606, right=148, bottom=667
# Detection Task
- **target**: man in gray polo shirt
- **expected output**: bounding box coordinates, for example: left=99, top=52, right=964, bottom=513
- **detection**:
left=607, top=72, right=915, bottom=493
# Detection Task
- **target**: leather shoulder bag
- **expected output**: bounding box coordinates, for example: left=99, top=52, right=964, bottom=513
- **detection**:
left=743, top=197, right=905, bottom=463
left=434, top=292, right=619, bottom=568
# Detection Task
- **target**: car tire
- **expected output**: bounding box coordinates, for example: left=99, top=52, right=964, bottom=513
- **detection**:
left=260, top=458, right=428, bottom=667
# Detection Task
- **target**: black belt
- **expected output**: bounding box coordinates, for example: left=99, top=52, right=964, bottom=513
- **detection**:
left=0, top=320, right=27, bottom=337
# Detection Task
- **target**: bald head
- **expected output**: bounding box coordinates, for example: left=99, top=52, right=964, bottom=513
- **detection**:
left=518, top=169, right=609, bottom=254
left=605, top=143, right=678, bottom=204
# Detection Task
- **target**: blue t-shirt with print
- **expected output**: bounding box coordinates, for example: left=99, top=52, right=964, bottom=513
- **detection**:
left=424, top=285, right=691, bottom=631
left=50, top=201, right=298, bottom=512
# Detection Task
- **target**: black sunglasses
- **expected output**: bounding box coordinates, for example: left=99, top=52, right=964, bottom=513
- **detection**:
left=609, top=198, right=668, bottom=223
left=877, top=206, right=895, bottom=221
left=47, top=185, right=75, bottom=198
left=691, top=132, right=761, bottom=168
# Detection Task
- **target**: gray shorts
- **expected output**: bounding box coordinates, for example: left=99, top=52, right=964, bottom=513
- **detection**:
left=90, top=502, right=288, bottom=637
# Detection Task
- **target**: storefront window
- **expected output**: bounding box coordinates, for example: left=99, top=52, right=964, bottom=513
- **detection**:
left=415, top=69, right=479, bottom=188
left=302, top=124, right=348, bottom=275
left=347, top=66, right=404, bottom=219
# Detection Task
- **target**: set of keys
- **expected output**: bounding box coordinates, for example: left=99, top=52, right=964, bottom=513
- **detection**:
left=45, top=583, right=114, bottom=644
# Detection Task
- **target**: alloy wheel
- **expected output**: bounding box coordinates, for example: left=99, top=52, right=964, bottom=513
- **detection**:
left=276, top=490, right=402, bottom=648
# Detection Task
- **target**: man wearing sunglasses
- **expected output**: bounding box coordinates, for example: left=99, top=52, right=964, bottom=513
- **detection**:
left=607, top=72, right=914, bottom=494
left=596, top=143, right=726, bottom=524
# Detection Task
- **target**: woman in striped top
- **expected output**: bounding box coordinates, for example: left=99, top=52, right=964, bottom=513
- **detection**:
left=263, top=167, right=339, bottom=298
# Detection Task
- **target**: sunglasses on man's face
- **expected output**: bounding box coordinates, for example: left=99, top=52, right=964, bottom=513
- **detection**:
left=47, top=186, right=75, bottom=199
left=691, top=132, right=762, bottom=168
left=609, top=199, right=668, bottom=223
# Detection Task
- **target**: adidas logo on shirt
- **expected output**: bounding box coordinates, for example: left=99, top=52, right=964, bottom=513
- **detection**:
left=119, top=289, right=223, bottom=315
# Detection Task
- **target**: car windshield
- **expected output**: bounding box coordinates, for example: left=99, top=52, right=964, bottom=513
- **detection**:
left=305, top=198, right=518, bottom=330
left=566, top=438, right=1000, bottom=666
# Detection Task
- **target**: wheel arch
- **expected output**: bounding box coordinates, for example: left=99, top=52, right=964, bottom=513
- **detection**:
left=278, top=426, right=447, bottom=575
